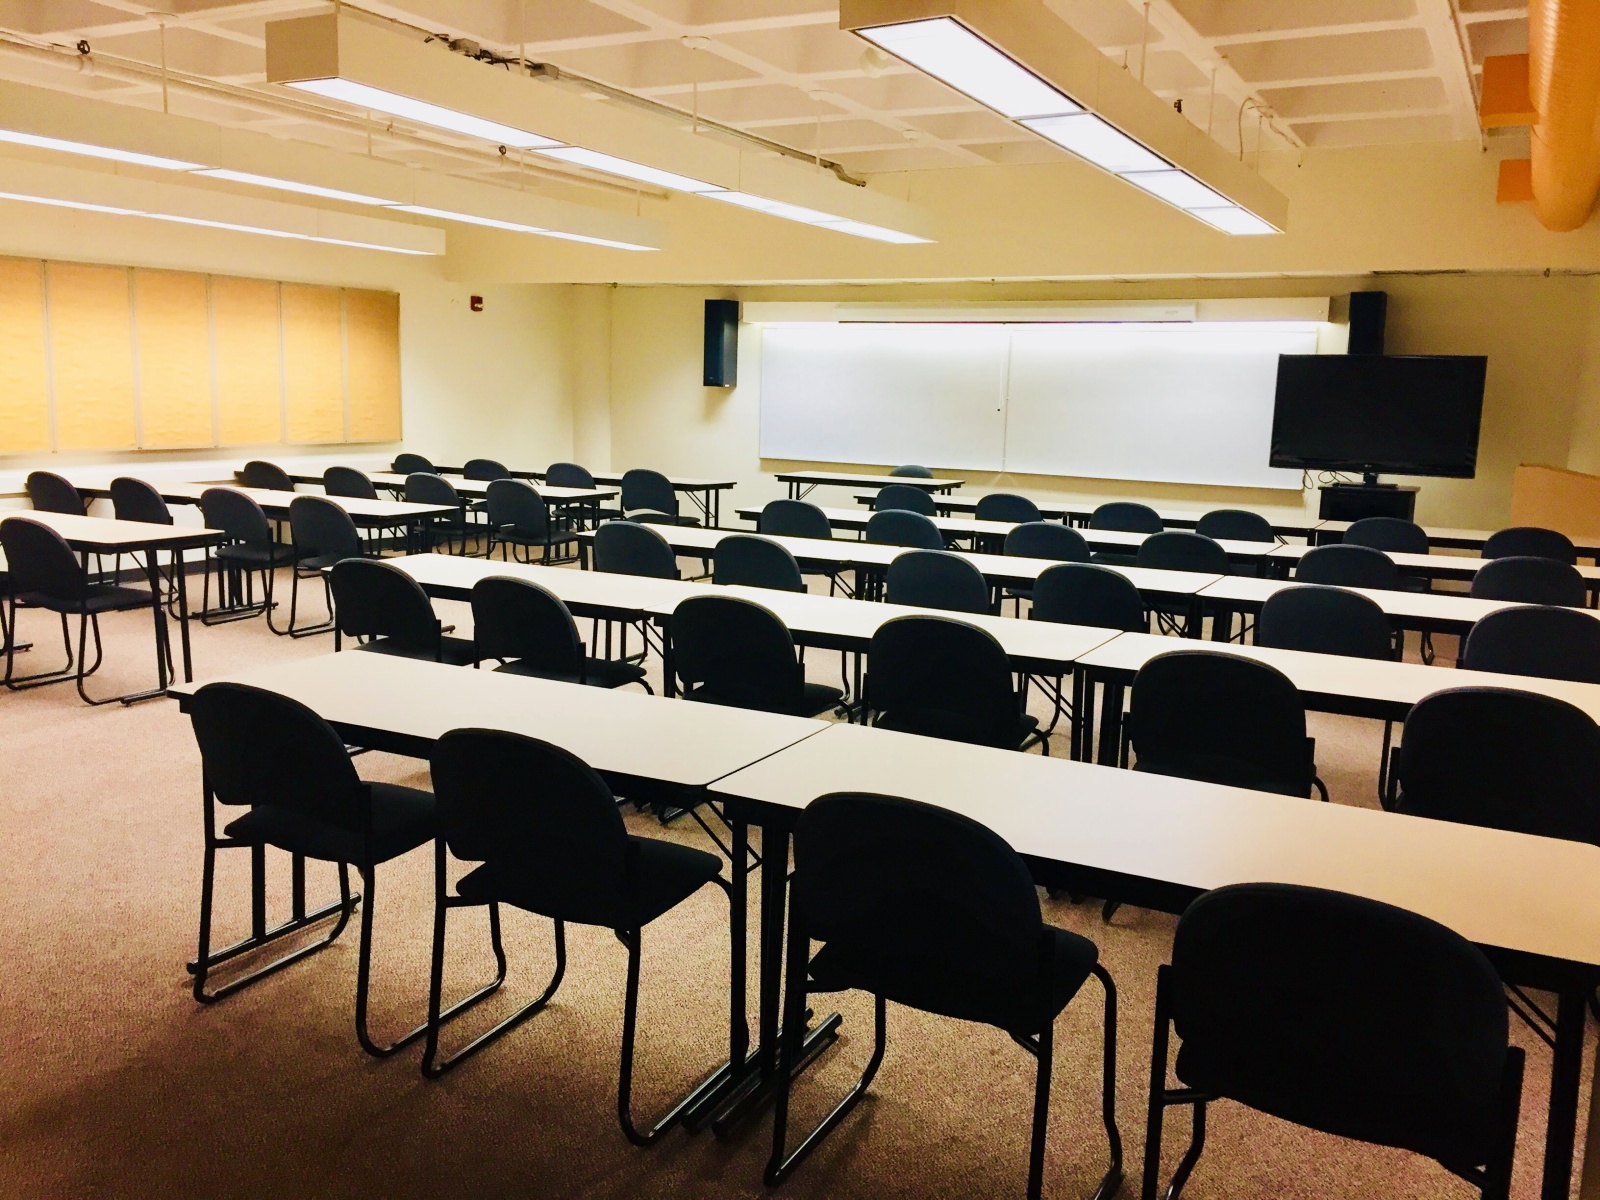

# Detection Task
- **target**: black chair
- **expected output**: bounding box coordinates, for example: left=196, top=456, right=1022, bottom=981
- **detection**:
left=1194, top=509, right=1273, bottom=543
left=470, top=576, right=647, bottom=691
left=1003, top=523, right=1090, bottom=613
left=462, top=458, right=510, bottom=482
left=713, top=534, right=805, bottom=592
left=1128, top=650, right=1323, bottom=799
left=593, top=520, right=680, bottom=580
left=423, top=729, right=731, bottom=1147
left=621, top=468, right=694, bottom=525
left=864, top=509, right=943, bottom=549
left=975, top=493, right=1041, bottom=524
left=769, top=792, right=1121, bottom=1198
left=758, top=499, right=841, bottom=592
left=1031, top=563, right=1146, bottom=631
left=239, top=460, right=295, bottom=491
left=1, top=517, right=165, bottom=705
left=187, top=683, right=498, bottom=1059
left=392, top=452, right=435, bottom=475
left=1484, top=525, right=1576, bottom=564
left=406, top=472, right=473, bottom=555
left=1137, top=532, right=1228, bottom=635
left=1470, top=555, right=1586, bottom=606
left=286, top=496, right=363, bottom=638
left=867, top=615, right=1041, bottom=751
left=889, top=464, right=933, bottom=478
left=1345, top=516, right=1429, bottom=554
left=323, top=466, right=378, bottom=500
left=198, top=488, right=300, bottom=631
left=884, top=549, right=991, bottom=614
left=545, top=462, right=596, bottom=488
left=1143, top=882, right=1523, bottom=1200
left=873, top=483, right=936, bottom=516
left=484, top=479, right=578, bottom=565
left=109, top=476, right=174, bottom=591
left=26, top=470, right=85, bottom=515
left=1462, top=605, right=1600, bottom=683
left=328, top=558, right=475, bottom=664
left=1295, top=543, right=1399, bottom=590
left=671, top=594, right=841, bottom=716
left=1088, top=502, right=1162, bottom=567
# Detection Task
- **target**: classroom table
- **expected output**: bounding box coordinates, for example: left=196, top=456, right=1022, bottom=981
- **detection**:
left=1265, top=542, right=1600, bottom=603
left=774, top=470, right=963, bottom=500
left=364, top=472, right=617, bottom=507
left=1, top=510, right=222, bottom=697
left=912, top=496, right=1320, bottom=538
left=521, top=470, right=735, bottom=527
left=73, top=479, right=456, bottom=533
left=852, top=492, right=1075, bottom=521
left=1314, top=519, right=1600, bottom=562
left=707, top=719, right=1600, bottom=1199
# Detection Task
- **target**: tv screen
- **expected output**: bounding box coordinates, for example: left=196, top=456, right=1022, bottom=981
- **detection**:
left=1269, top=354, right=1487, bottom=478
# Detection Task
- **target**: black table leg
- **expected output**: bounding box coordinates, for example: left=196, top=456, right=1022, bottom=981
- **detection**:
left=1097, top=678, right=1125, bottom=767
left=174, top=547, right=194, bottom=682
left=1541, top=987, right=1587, bottom=1200
left=1209, top=602, right=1233, bottom=643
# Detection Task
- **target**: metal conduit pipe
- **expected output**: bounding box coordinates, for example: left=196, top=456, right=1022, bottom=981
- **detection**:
left=1529, top=0, right=1600, bottom=232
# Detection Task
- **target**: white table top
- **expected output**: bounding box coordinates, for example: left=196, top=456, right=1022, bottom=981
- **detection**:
left=1316, top=521, right=1600, bottom=555
left=367, top=472, right=616, bottom=504
left=2, top=509, right=224, bottom=550
left=1196, top=575, right=1559, bottom=626
left=951, top=547, right=1223, bottom=595
left=382, top=553, right=690, bottom=615
left=586, top=471, right=736, bottom=490
left=1078, top=631, right=1600, bottom=723
left=777, top=470, right=961, bottom=491
left=167, top=651, right=828, bottom=789
left=1266, top=542, right=1600, bottom=582
left=709, top=721, right=1600, bottom=969
left=924, top=495, right=1319, bottom=534
left=75, top=479, right=454, bottom=522
left=738, top=504, right=1019, bottom=539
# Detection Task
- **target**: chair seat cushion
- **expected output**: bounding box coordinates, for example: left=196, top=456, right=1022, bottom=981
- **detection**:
left=218, top=542, right=299, bottom=566
left=17, top=584, right=157, bottom=614
left=681, top=680, right=843, bottom=718
left=493, top=656, right=647, bottom=689
left=1089, top=550, right=1138, bottom=568
left=353, top=635, right=477, bottom=666
left=298, top=552, right=354, bottom=572
left=876, top=709, right=1039, bottom=751
left=807, top=924, right=1097, bottom=1037
left=455, top=835, right=721, bottom=929
left=223, top=782, right=435, bottom=867
left=493, top=526, right=580, bottom=548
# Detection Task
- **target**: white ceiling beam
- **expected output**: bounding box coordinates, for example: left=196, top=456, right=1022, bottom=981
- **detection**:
left=1413, top=0, right=1483, bottom=141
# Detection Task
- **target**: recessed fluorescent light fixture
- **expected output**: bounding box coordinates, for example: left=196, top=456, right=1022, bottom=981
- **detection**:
left=0, top=129, right=201, bottom=171
left=193, top=168, right=395, bottom=206
left=531, top=147, right=720, bottom=193
left=390, top=203, right=657, bottom=250
left=0, top=190, right=141, bottom=216
left=1187, top=206, right=1277, bottom=236
left=286, top=78, right=562, bottom=149
left=858, top=17, right=1077, bottom=119
left=814, top=218, right=931, bottom=244
left=1022, top=113, right=1166, bottom=174
left=707, top=191, right=837, bottom=223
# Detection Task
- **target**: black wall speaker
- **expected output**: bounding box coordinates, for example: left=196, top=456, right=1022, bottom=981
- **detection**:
left=1348, top=290, right=1388, bottom=355
left=704, top=298, right=740, bottom=387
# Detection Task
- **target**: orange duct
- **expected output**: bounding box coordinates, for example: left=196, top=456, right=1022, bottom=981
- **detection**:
left=1528, top=0, right=1600, bottom=231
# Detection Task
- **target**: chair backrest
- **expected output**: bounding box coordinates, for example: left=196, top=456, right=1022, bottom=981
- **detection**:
left=1194, top=509, right=1274, bottom=543
left=885, top=549, right=991, bottom=614
left=1395, top=686, right=1600, bottom=844
left=592, top=520, right=680, bottom=580
left=1469, top=555, right=1586, bottom=606
left=109, top=477, right=172, bottom=525
left=889, top=464, right=934, bottom=478
left=792, top=791, right=1051, bottom=1031
left=544, top=462, right=595, bottom=489
left=1004, top=521, right=1089, bottom=563
left=1257, top=585, right=1392, bottom=660
left=470, top=577, right=583, bottom=676
left=328, top=558, right=441, bottom=654
left=1136, top=530, right=1230, bottom=575
left=867, top=615, right=1020, bottom=749
left=485, top=479, right=550, bottom=535
left=0, top=517, right=87, bottom=601
left=974, top=493, right=1042, bottom=524
left=671, top=595, right=805, bottom=713
left=713, top=534, right=805, bottom=592
left=25, top=471, right=85, bottom=516
left=1169, top=882, right=1514, bottom=1170
left=189, top=682, right=366, bottom=830
left=430, top=729, right=634, bottom=927
left=322, top=466, right=378, bottom=500
left=864, top=509, right=945, bottom=550
left=1462, top=605, right=1600, bottom=683
left=392, top=452, right=435, bottom=475
left=199, top=488, right=273, bottom=547
left=462, top=458, right=510, bottom=482
left=1128, top=650, right=1311, bottom=796
left=1295, top=543, right=1399, bottom=590
left=620, top=468, right=678, bottom=518
left=1088, top=501, right=1163, bottom=534
left=239, top=460, right=294, bottom=491
left=1344, top=516, right=1429, bottom=554
left=1483, top=525, right=1576, bottom=564
left=289, top=495, right=361, bottom=562
left=1030, top=562, right=1145, bottom=630
left=758, top=498, right=832, bottom=541
left=404, top=472, right=461, bottom=507
left=873, top=483, right=937, bottom=515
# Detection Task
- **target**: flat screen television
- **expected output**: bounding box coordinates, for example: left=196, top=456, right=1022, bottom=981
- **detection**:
left=1269, top=354, right=1487, bottom=481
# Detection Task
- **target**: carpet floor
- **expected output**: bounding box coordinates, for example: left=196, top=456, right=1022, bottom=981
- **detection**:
left=0, top=562, right=1588, bottom=1199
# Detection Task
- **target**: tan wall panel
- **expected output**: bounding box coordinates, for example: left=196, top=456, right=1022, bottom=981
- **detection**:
left=345, top=288, right=401, bottom=442
left=1511, top=463, right=1600, bottom=539
left=49, top=262, right=135, bottom=451
left=213, top=277, right=282, bottom=446
left=135, top=270, right=213, bottom=449
left=283, top=283, right=344, bottom=444
left=0, top=257, right=49, bottom=455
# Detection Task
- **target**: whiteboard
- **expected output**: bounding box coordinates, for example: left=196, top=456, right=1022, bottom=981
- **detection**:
left=1002, top=324, right=1313, bottom=488
left=759, top=324, right=1009, bottom=470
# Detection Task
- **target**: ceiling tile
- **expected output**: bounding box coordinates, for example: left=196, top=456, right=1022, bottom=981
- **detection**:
left=1224, top=28, right=1435, bottom=83
left=1261, top=76, right=1447, bottom=118
left=1171, top=0, right=1418, bottom=39
left=1293, top=112, right=1457, bottom=146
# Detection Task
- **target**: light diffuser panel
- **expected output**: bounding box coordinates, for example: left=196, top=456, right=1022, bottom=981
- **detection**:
left=532, top=147, right=719, bottom=193
left=0, top=129, right=200, bottom=171
left=1120, top=169, right=1230, bottom=209
left=286, top=78, right=561, bottom=149
left=860, top=18, right=1078, bottom=120
left=195, top=168, right=396, bottom=206
left=1022, top=113, right=1166, bottom=174
left=1187, top=206, right=1277, bottom=236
